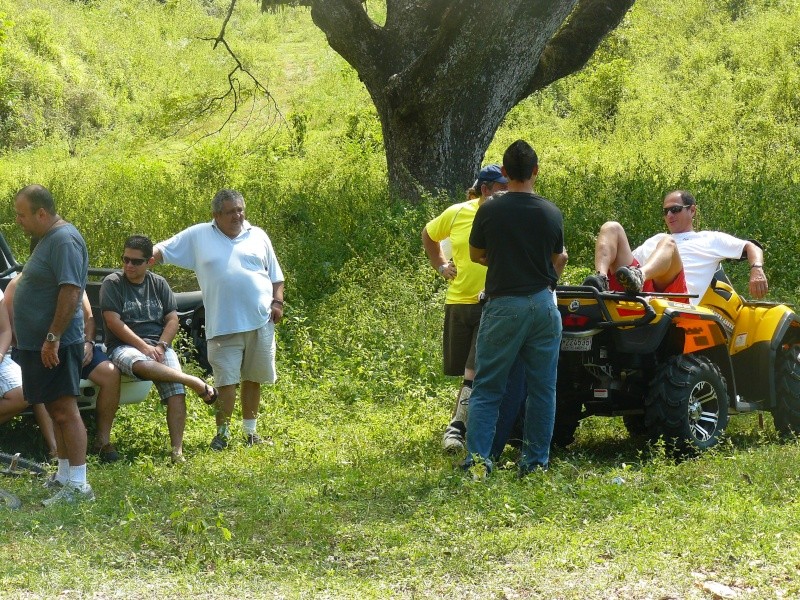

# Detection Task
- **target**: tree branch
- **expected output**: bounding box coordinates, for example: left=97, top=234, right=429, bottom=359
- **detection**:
left=308, top=0, right=389, bottom=86
left=526, top=0, right=635, bottom=95
left=188, top=0, right=285, bottom=139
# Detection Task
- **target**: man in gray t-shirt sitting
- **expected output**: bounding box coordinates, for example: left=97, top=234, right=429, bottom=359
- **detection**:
left=100, top=235, right=218, bottom=464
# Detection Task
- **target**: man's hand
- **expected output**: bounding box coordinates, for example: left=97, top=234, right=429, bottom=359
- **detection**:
left=271, top=304, right=283, bottom=324
left=41, top=340, right=60, bottom=368
left=438, top=262, right=457, bottom=280
left=82, top=341, right=93, bottom=367
left=141, top=343, right=163, bottom=362
left=749, top=266, right=768, bottom=299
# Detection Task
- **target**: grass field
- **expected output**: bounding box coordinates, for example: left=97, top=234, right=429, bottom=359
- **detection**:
left=3, top=393, right=800, bottom=599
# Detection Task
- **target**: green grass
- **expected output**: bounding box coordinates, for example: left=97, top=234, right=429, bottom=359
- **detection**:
left=3, top=401, right=800, bottom=598
left=2, top=0, right=800, bottom=596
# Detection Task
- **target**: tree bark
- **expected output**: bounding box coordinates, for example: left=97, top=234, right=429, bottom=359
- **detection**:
left=263, top=0, right=635, bottom=202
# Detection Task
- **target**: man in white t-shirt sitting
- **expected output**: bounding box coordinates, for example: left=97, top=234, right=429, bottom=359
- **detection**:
left=583, top=190, right=768, bottom=305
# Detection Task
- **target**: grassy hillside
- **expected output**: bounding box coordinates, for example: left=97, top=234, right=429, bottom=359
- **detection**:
left=2, top=1, right=800, bottom=597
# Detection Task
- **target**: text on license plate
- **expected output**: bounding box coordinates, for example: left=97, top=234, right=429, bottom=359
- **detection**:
left=560, top=337, right=592, bottom=352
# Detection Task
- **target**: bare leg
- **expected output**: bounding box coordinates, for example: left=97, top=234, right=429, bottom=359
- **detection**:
left=640, top=237, right=683, bottom=291
left=594, top=221, right=636, bottom=275
left=45, top=396, right=87, bottom=467
left=90, top=361, right=121, bottom=448
left=215, top=384, right=237, bottom=427
left=164, top=394, right=186, bottom=453
left=131, top=360, right=209, bottom=398
left=32, top=403, right=57, bottom=458
left=240, top=380, right=261, bottom=420
left=449, top=366, right=474, bottom=419
left=0, top=386, right=28, bottom=425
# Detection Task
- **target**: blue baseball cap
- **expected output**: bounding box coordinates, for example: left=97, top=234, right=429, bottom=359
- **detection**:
left=477, top=164, right=508, bottom=184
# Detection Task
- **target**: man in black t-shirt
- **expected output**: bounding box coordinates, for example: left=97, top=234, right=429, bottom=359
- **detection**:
left=100, top=235, right=217, bottom=464
left=466, top=140, right=566, bottom=478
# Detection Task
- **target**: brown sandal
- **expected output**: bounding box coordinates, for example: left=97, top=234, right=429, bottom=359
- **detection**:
left=201, top=384, right=219, bottom=406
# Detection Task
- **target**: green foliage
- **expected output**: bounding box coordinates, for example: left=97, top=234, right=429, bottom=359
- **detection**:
left=2, top=0, right=800, bottom=594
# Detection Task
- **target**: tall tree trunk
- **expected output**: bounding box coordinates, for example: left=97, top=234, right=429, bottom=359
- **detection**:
left=264, top=0, right=635, bottom=202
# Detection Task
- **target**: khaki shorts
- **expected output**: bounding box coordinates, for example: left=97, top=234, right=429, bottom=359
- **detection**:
left=207, top=322, right=276, bottom=387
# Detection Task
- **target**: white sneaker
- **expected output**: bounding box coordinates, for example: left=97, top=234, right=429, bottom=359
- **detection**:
left=42, top=483, right=95, bottom=506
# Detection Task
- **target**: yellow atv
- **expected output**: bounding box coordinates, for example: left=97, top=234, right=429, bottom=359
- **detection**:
left=554, top=268, right=800, bottom=452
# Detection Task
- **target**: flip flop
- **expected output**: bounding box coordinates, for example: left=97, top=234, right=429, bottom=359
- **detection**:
left=201, top=384, right=219, bottom=406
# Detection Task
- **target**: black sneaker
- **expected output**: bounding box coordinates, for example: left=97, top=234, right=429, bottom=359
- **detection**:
left=615, top=265, right=645, bottom=293
left=518, top=462, right=549, bottom=479
left=96, top=443, right=120, bottom=463
left=245, top=433, right=271, bottom=447
left=209, top=434, right=229, bottom=451
left=582, top=273, right=609, bottom=291
left=442, top=421, right=466, bottom=453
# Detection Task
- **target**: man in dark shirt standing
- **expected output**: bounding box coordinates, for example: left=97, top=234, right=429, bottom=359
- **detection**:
left=467, top=140, right=566, bottom=478
left=13, top=184, right=93, bottom=504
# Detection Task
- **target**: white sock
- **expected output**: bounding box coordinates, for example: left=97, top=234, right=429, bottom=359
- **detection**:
left=242, top=418, right=257, bottom=436
left=68, top=463, right=87, bottom=487
left=56, top=459, right=69, bottom=483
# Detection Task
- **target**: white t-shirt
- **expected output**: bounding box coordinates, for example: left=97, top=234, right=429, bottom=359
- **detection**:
left=633, top=231, right=747, bottom=304
left=155, top=220, right=284, bottom=339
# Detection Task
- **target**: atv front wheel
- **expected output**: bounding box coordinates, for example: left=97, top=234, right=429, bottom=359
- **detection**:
left=645, top=354, right=729, bottom=452
left=772, top=344, right=800, bottom=436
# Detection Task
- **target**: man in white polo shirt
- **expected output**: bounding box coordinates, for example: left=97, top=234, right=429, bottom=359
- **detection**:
left=154, top=189, right=285, bottom=450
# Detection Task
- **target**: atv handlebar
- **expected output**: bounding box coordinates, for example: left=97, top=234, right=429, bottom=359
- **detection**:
left=556, top=285, right=660, bottom=329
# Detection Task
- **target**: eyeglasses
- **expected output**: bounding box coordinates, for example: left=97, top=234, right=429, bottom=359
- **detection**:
left=662, top=205, right=692, bottom=216
left=121, top=256, right=147, bottom=266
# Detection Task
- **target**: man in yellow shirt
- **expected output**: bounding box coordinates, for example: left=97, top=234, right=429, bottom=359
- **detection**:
left=422, top=165, right=508, bottom=452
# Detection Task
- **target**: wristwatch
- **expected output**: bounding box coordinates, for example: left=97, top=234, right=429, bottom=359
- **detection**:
left=45, top=332, right=60, bottom=343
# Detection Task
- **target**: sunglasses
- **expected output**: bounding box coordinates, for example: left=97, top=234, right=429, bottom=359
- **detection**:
left=662, top=205, right=692, bottom=216
left=121, top=255, right=147, bottom=266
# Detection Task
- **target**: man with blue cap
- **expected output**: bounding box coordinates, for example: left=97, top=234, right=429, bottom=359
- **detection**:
left=422, top=164, right=511, bottom=453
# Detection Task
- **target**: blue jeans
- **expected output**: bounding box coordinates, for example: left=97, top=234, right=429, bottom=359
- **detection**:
left=489, top=356, right=526, bottom=459
left=467, top=288, right=562, bottom=469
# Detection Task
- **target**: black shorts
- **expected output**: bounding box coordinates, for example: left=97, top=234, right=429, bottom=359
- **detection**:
left=81, top=344, right=110, bottom=379
left=16, top=343, right=83, bottom=404
left=442, top=303, right=483, bottom=377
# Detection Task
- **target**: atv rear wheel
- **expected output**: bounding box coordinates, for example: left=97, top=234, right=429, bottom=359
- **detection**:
left=772, top=344, right=800, bottom=436
left=552, top=390, right=582, bottom=448
left=645, top=354, right=729, bottom=452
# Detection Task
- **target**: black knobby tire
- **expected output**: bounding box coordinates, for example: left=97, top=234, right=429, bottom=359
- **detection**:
left=0, top=489, right=22, bottom=510
left=552, top=390, right=582, bottom=448
left=0, top=452, right=47, bottom=476
left=772, top=344, right=800, bottom=436
left=644, top=354, right=729, bottom=452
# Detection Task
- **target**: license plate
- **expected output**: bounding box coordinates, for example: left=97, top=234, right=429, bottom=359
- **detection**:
left=560, top=337, right=592, bottom=352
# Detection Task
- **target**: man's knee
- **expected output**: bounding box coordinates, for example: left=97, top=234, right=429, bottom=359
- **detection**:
left=656, top=236, right=678, bottom=252
left=165, top=394, right=186, bottom=409
left=89, top=361, right=120, bottom=387
left=45, top=397, right=80, bottom=423
left=598, top=220, right=625, bottom=237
